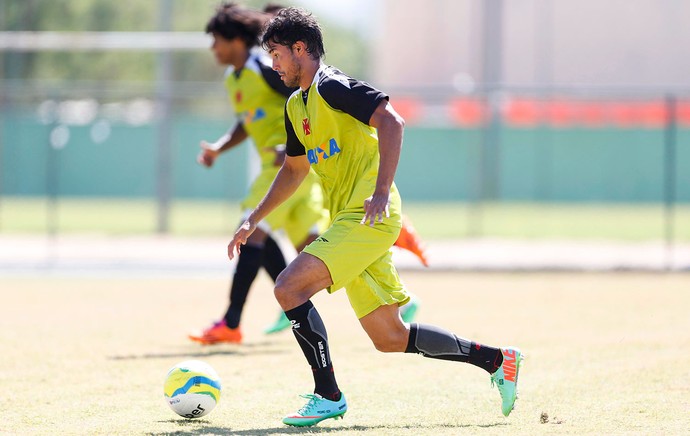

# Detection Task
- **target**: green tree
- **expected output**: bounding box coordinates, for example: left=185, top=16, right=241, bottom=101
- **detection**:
left=1, top=0, right=369, bottom=83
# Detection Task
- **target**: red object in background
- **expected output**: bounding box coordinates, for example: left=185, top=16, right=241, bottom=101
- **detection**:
left=578, top=102, right=606, bottom=127
left=442, top=98, right=690, bottom=128
left=504, top=98, right=540, bottom=127
left=391, top=98, right=422, bottom=125
left=503, top=98, right=690, bottom=129
left=449, top=99, right=485, bottom=127
left=607, top=102, right=636, bottom=127
left=637, top=102, right=666, bottom=128
left=676, top=101, right=690, bottom=125
left=544, top=100, right=578, bottom=127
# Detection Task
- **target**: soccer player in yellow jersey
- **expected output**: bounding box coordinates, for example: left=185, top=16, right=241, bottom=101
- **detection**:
left=191, top=3, right=427, bottom=344
left=189, top=3, right=327, bottom=344
left=227, top=7, right=523, bottom=427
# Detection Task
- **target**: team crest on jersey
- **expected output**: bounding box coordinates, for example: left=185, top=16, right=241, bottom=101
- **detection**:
left=235, top=91, right=242, bottom=103
left=302, top=118, right=311, bottom=135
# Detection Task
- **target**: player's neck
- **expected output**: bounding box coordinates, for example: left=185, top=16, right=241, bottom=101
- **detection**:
left=231, top=50, right=251, bottom=71
left=299, top=60, right=321, bottom=91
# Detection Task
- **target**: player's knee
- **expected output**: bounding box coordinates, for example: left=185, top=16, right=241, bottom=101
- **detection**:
left=273, top=271, right=305, bottom=308
left=371, top=330, right=407, bottom=353
left=273, top=274, right=290, bottom=306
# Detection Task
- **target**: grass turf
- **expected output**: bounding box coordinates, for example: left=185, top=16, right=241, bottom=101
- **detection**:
left=2, top=272, right=689, bottom=435
left=1, top=197, right=689, bottom=241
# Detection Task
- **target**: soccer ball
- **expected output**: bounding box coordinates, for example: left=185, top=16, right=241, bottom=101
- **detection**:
left=163, top=360, right=221, bottom=419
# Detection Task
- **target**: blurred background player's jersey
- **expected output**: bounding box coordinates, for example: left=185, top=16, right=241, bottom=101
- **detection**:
left=224, top=51, right=290, bottom=171
left=225, top=51, right=328, bottom=242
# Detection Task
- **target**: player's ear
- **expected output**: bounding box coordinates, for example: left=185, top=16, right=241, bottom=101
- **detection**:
left=293, top=41, right=306, bottom=56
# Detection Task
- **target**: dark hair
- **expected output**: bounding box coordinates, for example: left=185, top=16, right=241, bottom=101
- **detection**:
left=261, top=7, right=325, bottom=60
left=205, top=2, right=269, bottom=48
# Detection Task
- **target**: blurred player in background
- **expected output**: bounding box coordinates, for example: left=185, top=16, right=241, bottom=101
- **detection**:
left=191, top=2, right=427, bottom=345
left=189, top=2, right=326, bottom=344
left=228, top=7, right=522, bottom=426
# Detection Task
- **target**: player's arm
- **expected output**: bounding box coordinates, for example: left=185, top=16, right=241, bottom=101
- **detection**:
left=197, top=122, right=248, bottom=167
left=227, top=111, right=310, bottom=259
left=228, top=154, right=310, bottom=259
left=365, top=99, right=404, bottom=225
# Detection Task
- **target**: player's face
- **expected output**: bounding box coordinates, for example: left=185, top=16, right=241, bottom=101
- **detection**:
left=269, top=43, right=301, bottom=88
left=210, top=34, right=236, bottom=65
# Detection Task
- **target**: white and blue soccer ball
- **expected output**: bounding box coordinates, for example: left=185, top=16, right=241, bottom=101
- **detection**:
left=163, top=360, right=221, bottom=419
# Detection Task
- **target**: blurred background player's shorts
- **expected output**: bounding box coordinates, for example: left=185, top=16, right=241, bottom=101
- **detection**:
left=242, top=170, right=328, bottom=246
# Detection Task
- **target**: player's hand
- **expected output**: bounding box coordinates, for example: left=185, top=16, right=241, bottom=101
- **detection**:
left=228, top=220, right=257, bottom=260
left=197, top=141, right=219, bottom=167
left=361, top=190, right=390, bottom=227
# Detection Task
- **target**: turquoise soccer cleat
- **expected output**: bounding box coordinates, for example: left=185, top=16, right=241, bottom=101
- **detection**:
left=400, top=296, right=420, bottom=323
left=282, top=393, right=347, bottom=427
left=490, top=346, right=524, bottom=416
left=264, top=311, right=292, bottom=335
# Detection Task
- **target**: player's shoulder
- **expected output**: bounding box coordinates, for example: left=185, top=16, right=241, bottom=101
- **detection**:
left=244, top=50, right=270, bottom=75
left=315, top=65, right=353, bottom=96
left=286, top=88, right=302, bottom=107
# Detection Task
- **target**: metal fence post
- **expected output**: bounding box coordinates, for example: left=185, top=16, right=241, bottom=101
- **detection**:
left=663, top=94, right=677, bottom=271
left=470, top=0, right=504, bottom=237
left=155, top=0, right=174, bottom=234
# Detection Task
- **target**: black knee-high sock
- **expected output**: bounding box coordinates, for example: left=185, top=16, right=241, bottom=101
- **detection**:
left=285, top=301, right=340, bottom=401
left=405, top=323, right=503, bottom=374
left=223, top=244, right=263, bottom=328
left=262, top=236, right=287, bottom=282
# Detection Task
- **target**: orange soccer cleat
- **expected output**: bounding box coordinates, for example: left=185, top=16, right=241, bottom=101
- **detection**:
left=188, top=320, right=243, bottom=345
left=394, top=215, right=429, bottom=267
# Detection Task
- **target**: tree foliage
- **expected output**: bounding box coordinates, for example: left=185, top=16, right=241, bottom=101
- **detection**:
left=1, top=0, right=369, bottom=83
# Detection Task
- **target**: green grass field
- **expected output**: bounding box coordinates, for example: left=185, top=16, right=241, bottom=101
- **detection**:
left=3, top=272, right=689, bottom=435
left=2, top=197, right=689, bottom=241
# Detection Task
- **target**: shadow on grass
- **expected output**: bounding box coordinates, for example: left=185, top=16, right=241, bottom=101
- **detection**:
left=150, top=419, right=509, bottom=435
left=107, top=341, right=291, bottom=361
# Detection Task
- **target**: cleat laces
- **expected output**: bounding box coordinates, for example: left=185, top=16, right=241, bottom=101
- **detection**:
left=491, top=373, right=509, bottom=401
left=297, top=394, right=320, bottom=416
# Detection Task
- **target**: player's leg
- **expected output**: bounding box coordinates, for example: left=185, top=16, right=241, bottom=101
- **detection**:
left=265, top=181, right=325, bottom=335
left=189, top=226, right=269, bottom=345
left=278, top=218, right=404, bottom=426
left=352, top=244, right=523, bottom=417
left=223, top=228, right=270, bottom=325
left=261, top=235, right=288, bottom=282
left=404, top=319, right=523, bottom=416
left=261, top=235, right=293, bottom=334
left=263, top=232, right=318, bottom=335
left=273, top=252, right=347, bottom=426
left=358, top=301, right=522, bottom=416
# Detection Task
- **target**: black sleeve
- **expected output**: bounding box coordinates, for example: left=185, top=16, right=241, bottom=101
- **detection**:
left=285, top=109, right=306, bottom=156
left=318, top=74, right=389, bottom=125
left=259, top=61, right=297, bottom=98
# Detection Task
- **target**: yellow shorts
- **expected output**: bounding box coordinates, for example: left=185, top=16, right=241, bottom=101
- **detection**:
left=242, top=169, right=328, bottom=246
left=303, top=214, right=409, bottom=319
